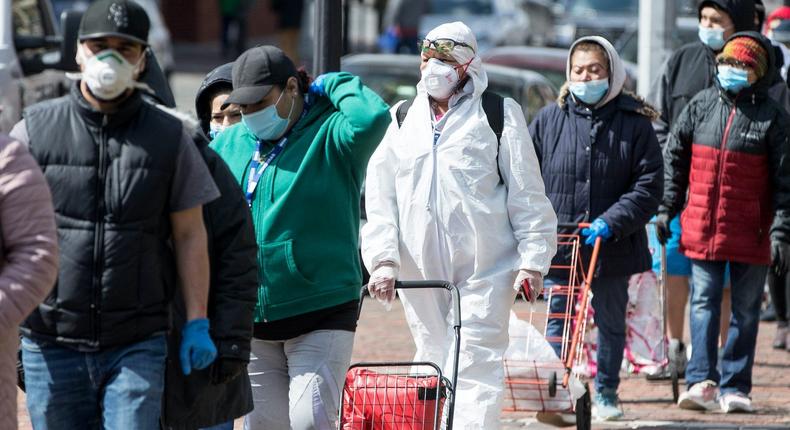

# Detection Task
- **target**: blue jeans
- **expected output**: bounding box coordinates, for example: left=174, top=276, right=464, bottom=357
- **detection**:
left=687, top=260, right=766, bottom=394
left=21, top=334, right=167, bottom=430
left=545, top=275, right=629, bottom=394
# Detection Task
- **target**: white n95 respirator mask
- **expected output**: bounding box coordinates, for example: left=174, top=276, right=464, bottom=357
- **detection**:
left=421, top=58, right=461, bottom=100
left=77, top=45, right=143, bottom=100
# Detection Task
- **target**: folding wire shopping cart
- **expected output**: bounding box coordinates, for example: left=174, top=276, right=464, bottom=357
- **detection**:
left=339, top=281, right=461, bottom=430
left=642, top=221, right=679, bottom=402
left=502, top=222, right=599, bottom=430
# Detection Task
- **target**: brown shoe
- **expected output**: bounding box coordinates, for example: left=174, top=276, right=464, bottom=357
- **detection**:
left=774, top=322, right=788, bottom=349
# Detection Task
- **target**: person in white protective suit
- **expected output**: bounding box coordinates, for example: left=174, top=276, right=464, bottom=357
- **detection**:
left=360, top=21, right=558, bottom=429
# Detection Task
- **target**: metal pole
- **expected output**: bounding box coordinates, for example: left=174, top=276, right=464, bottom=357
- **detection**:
left=313, top=0, right=343, bottom=76
left=637, top=0, right=672, bottom=97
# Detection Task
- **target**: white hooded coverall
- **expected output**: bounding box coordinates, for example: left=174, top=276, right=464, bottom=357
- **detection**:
left=360, top=22, right=558, bottom=429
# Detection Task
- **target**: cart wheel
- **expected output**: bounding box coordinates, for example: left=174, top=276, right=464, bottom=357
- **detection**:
left=575, top=384, right=592, bottom=430
left=548, top=372, right=557, bottom=397
left=669, top=360, right=680, bottom=403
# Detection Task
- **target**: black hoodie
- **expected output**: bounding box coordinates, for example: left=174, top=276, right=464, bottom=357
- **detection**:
left=194, top=63, right=234, bottom=135
left=649, top=0, right=757, bottom=147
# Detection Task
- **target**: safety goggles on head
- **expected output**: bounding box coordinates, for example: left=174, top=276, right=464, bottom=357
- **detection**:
left=419, top=38, right=475, bottom=55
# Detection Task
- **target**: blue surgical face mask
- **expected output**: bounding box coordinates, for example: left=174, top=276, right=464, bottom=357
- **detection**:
left=569, top=78, right=609, bottom=105
left=698, top=25, right=726, bottom=50
left=717, top=65, right=751, bottom=93
left=208, top=123, right=226, bottom=140
left=242, top=90, right=294, bottom=141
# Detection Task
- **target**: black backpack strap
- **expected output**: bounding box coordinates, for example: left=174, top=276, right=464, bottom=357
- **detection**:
left=481, top=91, right=504, bottom=144
left=396, top=98, right=414, bottom=128
left=481, top=91, right=506, bottom=183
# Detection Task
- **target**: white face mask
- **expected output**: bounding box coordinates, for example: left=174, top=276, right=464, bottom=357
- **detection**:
left=421, top=58, right=461, bottom=100
left=78, top=45, right=143, bottom=101
left=242, top=90, right=295, bottom=141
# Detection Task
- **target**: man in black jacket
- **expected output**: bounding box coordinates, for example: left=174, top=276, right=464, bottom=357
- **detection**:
left=10, top=1, right=220, bottom=428
left=157, top=63, right=258, bottom=430
left=647, top=0, right=756, bottom=379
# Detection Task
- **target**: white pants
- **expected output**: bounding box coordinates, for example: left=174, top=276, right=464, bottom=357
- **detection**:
left=399, top=282, right=517, bottom=430
left=244, top=330, right=355, bottom=430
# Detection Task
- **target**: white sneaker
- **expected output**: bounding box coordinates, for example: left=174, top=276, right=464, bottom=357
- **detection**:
left=678, top=380, right=718, bottom=410
left=720, top=392, right=754, bottom=413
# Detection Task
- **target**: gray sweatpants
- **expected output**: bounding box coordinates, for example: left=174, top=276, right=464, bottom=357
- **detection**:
left=243, top=330, right=355, bottom=430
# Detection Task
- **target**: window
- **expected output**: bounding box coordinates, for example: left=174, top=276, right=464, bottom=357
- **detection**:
left=12, top=0, right=49, bottom=38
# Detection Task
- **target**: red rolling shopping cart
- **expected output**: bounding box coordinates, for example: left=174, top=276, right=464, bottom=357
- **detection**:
left=339, top=281, right=461, bottom=430
left=502, top=223, right=600, bottom=430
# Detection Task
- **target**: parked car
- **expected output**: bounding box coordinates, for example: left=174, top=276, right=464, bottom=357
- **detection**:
left=341, top=53, right=557, bottom=123
left=419, top=0, right=531, bottom=52
left=615, top=15, right=699, bottom=64
left=481, top=45, right=639, bottom=91
left=50, top=0, right=174, bottom=77
left=1, top=0, right=77, bottom=133
left=552, top=0, right=638, bottom=48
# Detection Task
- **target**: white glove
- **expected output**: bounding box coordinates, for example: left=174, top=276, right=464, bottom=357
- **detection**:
left=369, top=262, right=398, bottom=310
left=514, top=269, right=543, bottom=303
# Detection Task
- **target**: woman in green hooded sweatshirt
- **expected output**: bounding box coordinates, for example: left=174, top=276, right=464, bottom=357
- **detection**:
left=209, top=46, right=390, bottom=429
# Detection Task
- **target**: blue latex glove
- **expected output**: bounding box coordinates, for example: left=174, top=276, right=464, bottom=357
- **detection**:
left=581, top=218, right=612, bottom=246
left=180, top=318, right=217, bottom=375
left=308, top=74, right=328, bottom=98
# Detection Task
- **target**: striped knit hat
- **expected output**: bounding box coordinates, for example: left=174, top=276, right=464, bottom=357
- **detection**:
left=717, top=37, right=769, bottom=79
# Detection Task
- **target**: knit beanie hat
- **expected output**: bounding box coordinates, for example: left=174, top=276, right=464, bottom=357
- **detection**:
left=717, top=36, right=768, bottom=79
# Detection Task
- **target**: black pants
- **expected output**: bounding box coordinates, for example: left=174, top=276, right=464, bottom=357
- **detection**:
left=768, top=271, right=790, bottom=323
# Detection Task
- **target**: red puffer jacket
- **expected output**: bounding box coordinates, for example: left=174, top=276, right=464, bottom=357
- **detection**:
left=660, top=33, right=790, bottom=265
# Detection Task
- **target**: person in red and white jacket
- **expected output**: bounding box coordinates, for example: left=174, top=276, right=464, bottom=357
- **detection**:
left=658, top=32, right=790, bottom=414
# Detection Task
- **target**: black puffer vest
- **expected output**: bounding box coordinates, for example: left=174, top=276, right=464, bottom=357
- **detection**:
left=21, top=85, right=183, bottom=351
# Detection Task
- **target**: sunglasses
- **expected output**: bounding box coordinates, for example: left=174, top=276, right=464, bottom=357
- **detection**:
left=419, top=38, right=475, bottom=55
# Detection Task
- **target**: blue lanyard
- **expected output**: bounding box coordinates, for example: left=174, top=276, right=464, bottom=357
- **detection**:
left=244, top=102, right=310, bottom=207
left=245, top=137, right=287, bottom=206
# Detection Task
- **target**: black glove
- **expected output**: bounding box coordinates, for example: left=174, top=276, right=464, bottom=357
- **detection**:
left=210, top=357, right=247, bottom=385
left=771, top=240, right=789, bottom=276
left=655, top=213, right=672, bottom=245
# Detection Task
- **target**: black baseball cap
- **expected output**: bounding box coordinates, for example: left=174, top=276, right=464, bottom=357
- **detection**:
left=79, top=0, right=150, bottom=46
left=223, top=46, right=297, bottom=108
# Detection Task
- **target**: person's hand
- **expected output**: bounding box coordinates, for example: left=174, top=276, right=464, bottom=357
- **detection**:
left=369, top=262, right=398, bottom=310
left=308, top=74, right=328, bottom=98
left=581, top=218, right=612, bottom=246
left=210, top=357, right=247, bottom=385
left=180, top=318, right=218, bottom=375
left=655, top=213, right=672, bottom=245
left=514, top=269, right=543, bottom=302
left=772, top=240, right=790, bottom=276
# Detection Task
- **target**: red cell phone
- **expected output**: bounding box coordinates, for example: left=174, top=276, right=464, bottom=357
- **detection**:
left=521, top=279, right=532, bottom=302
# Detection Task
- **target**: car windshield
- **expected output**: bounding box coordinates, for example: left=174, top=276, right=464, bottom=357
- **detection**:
left=565, top=0, right=638, bottom=16
left=428, top=0, right=493, bottom=15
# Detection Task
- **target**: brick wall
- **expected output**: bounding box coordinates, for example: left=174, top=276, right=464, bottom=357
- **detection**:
left=162, top=0, right=278, bottom=42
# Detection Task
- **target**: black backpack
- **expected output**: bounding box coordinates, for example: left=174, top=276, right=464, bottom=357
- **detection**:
left=395, top=91, right=506, bottom=181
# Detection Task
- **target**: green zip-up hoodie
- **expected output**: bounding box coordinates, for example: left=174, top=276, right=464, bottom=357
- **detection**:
left=210, top=72, right=390, bottom=322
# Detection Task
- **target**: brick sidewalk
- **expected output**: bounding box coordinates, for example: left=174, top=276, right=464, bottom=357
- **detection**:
left=16, top=298, right=790, bottom=429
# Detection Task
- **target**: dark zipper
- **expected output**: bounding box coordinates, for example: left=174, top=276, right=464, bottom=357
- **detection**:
left=91, top=114, right=109, bottom=345
left=711, top=99, right=737, bottom=250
